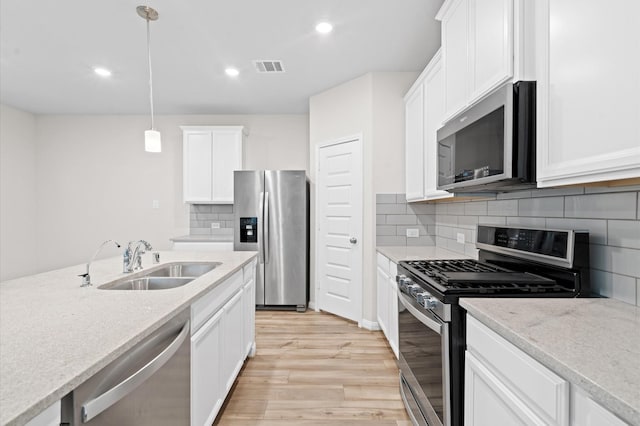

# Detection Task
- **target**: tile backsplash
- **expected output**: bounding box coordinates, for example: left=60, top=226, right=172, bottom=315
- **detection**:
left=190, top=204, right=235, bottom=235
left=377, top=186, right=640, bottom=306
left=376, top=194, right=436, bottom=246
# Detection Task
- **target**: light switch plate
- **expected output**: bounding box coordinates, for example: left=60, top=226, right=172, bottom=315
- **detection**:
left=211, top=222, right=221, bottom=229
left=456, top=232, right=465, bottom=244
left=406, top=228, right=420, bottom=238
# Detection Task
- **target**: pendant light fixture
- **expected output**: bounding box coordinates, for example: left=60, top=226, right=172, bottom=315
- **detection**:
left=137, top=5, right=161, bottom=153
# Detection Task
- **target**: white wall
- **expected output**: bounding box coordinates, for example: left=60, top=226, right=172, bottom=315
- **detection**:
left=0, top=105, right=38, bottom=281
left=309, top=72, right=417, bottom=323
left=1, top=111, right=308, bottom=276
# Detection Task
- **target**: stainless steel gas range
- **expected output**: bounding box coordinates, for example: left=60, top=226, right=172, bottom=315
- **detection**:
left=396, top=225, right=591, bottom=426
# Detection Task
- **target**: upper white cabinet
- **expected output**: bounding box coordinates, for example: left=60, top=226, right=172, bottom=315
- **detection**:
left=405, top=82, right=425, bottom=201
left=404, top=50, right=453, bottom=202
left=181, top=126, right=244, bottom=204
left=423, top=51, right=454, bottom=201
left=534, top=0, right=640, bottom=187
left=437, top=0, right=518, bottom=122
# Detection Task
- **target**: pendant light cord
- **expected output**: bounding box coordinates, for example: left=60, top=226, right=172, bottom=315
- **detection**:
left=146, top=17, right=155, bottom=130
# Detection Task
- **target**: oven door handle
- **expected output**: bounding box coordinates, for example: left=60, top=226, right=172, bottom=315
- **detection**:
left=399, top=292, right=442, bottom=334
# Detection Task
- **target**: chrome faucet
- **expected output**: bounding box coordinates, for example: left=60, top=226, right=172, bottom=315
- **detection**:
left=79, top=239, right=121, bottom=287
left=123, top=240, right=153, bottom=273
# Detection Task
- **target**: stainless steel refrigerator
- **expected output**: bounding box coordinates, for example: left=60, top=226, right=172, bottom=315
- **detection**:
left=234, top=170, right=308, bottom=311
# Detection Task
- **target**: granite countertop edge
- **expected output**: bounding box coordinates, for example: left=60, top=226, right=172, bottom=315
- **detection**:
left=0, top=250, right=257, bottom=426
left=460, top=298, right=639, bottom=425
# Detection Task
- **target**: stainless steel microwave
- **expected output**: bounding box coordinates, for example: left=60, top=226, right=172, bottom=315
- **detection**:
left=437, top=81, right=536, bottom=192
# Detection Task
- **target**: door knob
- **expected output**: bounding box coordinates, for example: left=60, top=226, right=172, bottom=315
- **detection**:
left=349, top=237, right=357, bottom=244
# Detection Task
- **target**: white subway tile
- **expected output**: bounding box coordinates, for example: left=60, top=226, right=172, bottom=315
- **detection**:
left=608, top=220, right=640, bottom=249
left=488, top=199, right=518, bottom=216
left=565, top=193, right=636, bottom=219
left=518, top=197, right=564, bottom=217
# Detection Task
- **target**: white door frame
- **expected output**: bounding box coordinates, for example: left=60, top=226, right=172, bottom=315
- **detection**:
left=315, top=133, right=363, bottom=324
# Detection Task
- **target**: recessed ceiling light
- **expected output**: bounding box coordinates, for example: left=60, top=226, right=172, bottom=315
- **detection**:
left=315, top=22, right=333, bottom=34
left=93, top=67, right=112, bottom=78
left=225, top=68, right=239, bottom=77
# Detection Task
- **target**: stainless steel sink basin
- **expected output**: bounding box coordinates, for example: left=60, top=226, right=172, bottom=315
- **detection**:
left=98, top=262, right=221, bottom=290
left=103, top=277, right=194, bottom=290
left=145, top=262, right=221, bottom=278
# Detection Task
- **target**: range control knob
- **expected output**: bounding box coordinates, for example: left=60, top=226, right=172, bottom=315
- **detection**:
left=395, top=274, right=406, bottom=283
left=407, top=284, right=421, bottom=297
left=416, top=292, right=437, bottom=309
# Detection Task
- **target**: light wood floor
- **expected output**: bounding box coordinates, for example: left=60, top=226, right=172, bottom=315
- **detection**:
left=214, top=310, right=411, bottom=425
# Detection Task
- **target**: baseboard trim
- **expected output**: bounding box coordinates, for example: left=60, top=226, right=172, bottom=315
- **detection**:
left=308, top=301, right=316, bottom=311
left=360, top=319, right=381, bottom=331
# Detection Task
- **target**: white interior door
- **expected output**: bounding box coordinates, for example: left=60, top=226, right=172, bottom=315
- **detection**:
left=316, top=136, right=363, bottom=322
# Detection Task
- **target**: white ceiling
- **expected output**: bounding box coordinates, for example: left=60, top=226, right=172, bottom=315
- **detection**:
left=0, top=0, right=443, bottom=115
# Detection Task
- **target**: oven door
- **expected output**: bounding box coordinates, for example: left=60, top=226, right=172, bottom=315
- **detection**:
left=398, top=291, right=450, bottom=426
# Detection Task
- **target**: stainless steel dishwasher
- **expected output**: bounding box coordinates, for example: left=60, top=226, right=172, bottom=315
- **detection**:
left=61, top=309, right=190, bottom=425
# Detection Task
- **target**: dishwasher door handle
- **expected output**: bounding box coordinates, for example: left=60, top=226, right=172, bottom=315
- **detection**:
left=81, top=320, right=190, bottom=423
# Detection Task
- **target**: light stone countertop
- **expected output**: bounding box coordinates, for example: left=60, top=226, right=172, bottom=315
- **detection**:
left=461, top=298, right=640, bottom=425
left=376, top=246, right=471, bottom=263
left=0, top=250, right=257, bottom=426
left=170, top=234, right=233, bottom=242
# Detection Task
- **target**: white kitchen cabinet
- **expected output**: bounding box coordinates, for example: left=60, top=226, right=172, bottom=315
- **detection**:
left=376, top=252, right=398, bottom=359
left=221, top=291, right=244, bottom=394
left=404, top=49, right=453, bottom=202
left=465, top=315, right=569, bottom=426
left=243, top=260, right=257, bottom=357
left=191, top=310, right=224, bottom=426
left=190, top=265, right=253, bottom=426
left=405, top=82, right=426, bottom=201
left=423, top=50, right=454, bottom=201
left=534, top=0, right=640, bottom=187
left=387, top=260, right=398, bottom=358
left=570, top=386, right=627, bottom=426
left=439, top=0, right=469, bottom=120
left=181, top=126, right=244, bottom=204
left=437, top=0, right=519, bottom=122
left=25, top=401, right=60, bottom=426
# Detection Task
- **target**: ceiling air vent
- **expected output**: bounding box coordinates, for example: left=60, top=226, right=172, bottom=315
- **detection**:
left=253, top=60, right=285, bottom=73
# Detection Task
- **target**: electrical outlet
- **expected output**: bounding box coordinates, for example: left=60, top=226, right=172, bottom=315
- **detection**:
left=152, top=200, right=159, bottom=209
left=211, top=222, right=221, bottom=229
left=406, top=228, right=420, bottom=238
left=457, top=232, right=465, bottom=244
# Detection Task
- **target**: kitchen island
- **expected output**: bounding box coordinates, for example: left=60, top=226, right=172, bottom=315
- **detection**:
left=0, top=250, right=257, bottom=426
left=461, top=297, right=640, bottom=425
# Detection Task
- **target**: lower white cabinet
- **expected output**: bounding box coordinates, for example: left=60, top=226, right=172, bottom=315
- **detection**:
left=221, top=291, right=244, bottom=394
left=243, top=260, right=257, bottom=357
left=191, top=310, right=224, bottom=426
left=25, top=400, right=60, bottom=426
left=570, top=386, right=627, bottom=426
left=376, top=253, right=398, bottom=358
left=190, top=260, right=256, bottom=426
left=465, top=315, right=627, bottom=426
left=465, top=315, right=569, bottom=426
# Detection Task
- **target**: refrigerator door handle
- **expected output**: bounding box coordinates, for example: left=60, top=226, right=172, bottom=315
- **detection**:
left=258, top=191, right=265, bottom=264
left=263, top=191, right=270, bottom=264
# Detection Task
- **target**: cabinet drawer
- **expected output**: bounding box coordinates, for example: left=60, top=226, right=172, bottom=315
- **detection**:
left=466, top=316, right=568, bottom=425
left=191, top=269, right=243, bottom=333
left=377, top=253, right=390, bottom=273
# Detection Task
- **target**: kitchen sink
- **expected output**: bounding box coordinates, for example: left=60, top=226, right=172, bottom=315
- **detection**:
left=102, top=276, right=194, bottom=290
left=98, top=261, right=221, bottom=290
left=144, top=262, right=221, bottom=278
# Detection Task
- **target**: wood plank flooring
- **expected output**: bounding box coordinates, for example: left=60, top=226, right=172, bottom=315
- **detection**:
left=214, top=310, right=411, bottom=425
